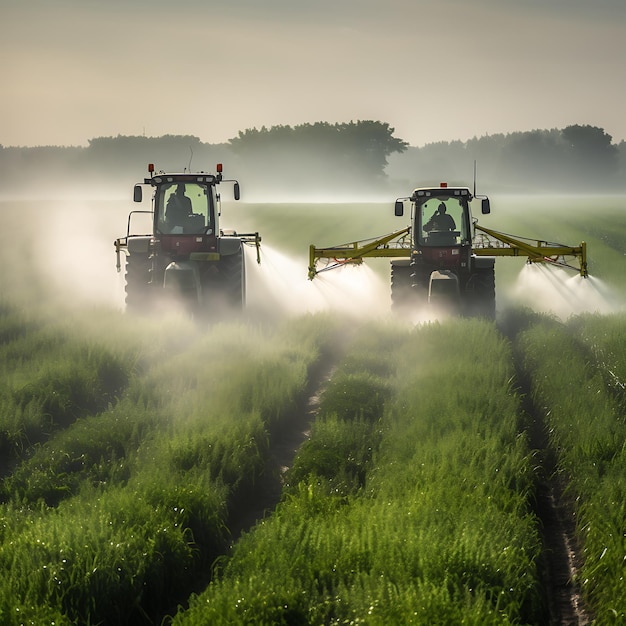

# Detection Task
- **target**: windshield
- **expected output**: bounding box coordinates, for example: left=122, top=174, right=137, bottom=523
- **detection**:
left=417, top=196, right=469, bottom=246
left=155, top=182, right=214, bottom=234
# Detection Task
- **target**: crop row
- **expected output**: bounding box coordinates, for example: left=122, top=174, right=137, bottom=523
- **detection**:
left=4, top=299, right=626, bottom=624
left=513, top=311, right=626, bottom=624
left=173, top=319, right=545, bottom=624
left=0, top=306, right=341, bottom=625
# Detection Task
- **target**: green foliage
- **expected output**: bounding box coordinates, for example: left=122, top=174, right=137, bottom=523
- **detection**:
left=0, top=314, right=131, bottom=463
left=174, top=319, right=544, bottom=625
left=0, top=476, right=227, bottom=626
left=514, top=312, right=626, bottom=621
left=318, top=372, right=391, bottom=422
left=230, top=120, right=407, bottom=173
left=0, top=301, right=339, bottom=623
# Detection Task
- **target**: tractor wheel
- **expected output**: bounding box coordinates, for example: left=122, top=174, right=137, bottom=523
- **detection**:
left=390, top=261, right=414, bottom=314
left=410, top=266, right=430, bottom=308
left=465, top=267, right=496, bottom=320
left=218, top=248, right=246, bottom=310
left=390, top=261, right=430, bottom=315
left=124, top=253, right=153, bottom=314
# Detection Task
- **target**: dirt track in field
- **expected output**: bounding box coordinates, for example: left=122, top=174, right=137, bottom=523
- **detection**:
left=514, top=351, right=592, bottom=625
left=231, top=326, right=595, bottom=624
left=228, top=356, right=337, bottom=542
left=535, top=474, right=591, bottom=626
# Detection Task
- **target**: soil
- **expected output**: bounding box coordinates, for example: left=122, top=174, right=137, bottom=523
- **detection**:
left=229, top=338, right=595, bottom=624
left=228, top=358, right=336, bottom=542
left=165, top=325, right=596, bottom=624
left=519, top=373, right=593, bottom=624
left=535, top=471, right=592, bottom=625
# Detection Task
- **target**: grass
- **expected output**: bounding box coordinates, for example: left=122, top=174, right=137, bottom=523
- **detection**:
left=1, top=196, right=626, bottom=623
left=173, top=319, right=544, bottom=625
left=513, top=310, right=626, bottom=623
left=0, top=304, right=341, bottom=624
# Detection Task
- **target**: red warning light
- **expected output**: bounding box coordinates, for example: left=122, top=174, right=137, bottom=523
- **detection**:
left=148, top=163, right=155, bottom=173
left=440, top=182, right=447, bottom=188
left=216, top=163, right=223, bottom=173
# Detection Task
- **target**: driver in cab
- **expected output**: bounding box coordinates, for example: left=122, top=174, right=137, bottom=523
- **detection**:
left=425, top=202, right=456, bottom=232
left=166, top=184, right=193, bottom=227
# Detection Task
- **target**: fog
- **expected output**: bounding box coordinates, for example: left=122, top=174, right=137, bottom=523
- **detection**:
left=245, top=245, right=391, bottom=319
left=502, top=265, right=625, bottom=320
left=1, top=191, right=624, bottom=331
left=0, top=197, right=129, bottom=315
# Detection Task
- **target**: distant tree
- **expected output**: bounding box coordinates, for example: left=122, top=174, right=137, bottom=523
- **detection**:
left=617, top=141, right=626, bottom=181
left=560, top=125, right=619, bottom=186
left=228, top=121, right=407, bottom=193
left=386, top=125, right=624, bottom=192
left=495, top=129, right=568, bottom=188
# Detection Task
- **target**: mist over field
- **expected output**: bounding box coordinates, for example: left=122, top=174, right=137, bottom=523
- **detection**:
left=3, top=0, right=626, bottom=617
left=2, top=188, right=626, bottom=624
left=1, top=190, right=625, bottom=325
left=1, top=122, right=625, bottom=206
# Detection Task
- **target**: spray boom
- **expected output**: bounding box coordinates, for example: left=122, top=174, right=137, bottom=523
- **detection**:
left=473, top=224, right=588, bottom=278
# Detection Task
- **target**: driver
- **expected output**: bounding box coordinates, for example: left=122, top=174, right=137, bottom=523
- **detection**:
left=425, top=202, right=456, bottom=232
left=165, top=184, right=193, bottom=225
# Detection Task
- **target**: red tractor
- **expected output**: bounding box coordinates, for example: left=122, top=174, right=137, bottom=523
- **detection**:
left=115, top=163, right=260, bottom=316
left=308, top=183, right=587, bottom=319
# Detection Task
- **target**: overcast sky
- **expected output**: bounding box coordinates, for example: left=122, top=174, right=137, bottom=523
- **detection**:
left=2, top=0, right=625, bottom=148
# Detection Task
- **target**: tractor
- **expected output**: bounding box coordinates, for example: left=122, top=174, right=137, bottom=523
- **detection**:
left=308, top=183, right=588, bottom=319
left=115, top=163, right=261, bottom=316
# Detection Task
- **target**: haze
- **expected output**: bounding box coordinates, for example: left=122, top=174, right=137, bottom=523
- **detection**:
left=2, top=0, right=625, bottom=148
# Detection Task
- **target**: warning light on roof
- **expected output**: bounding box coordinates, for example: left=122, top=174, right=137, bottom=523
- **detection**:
left=216, top=163, right=223, bottom=173
left=148, top=163, right=155, bottom=173
left=440, top=182, right=447, bottom=188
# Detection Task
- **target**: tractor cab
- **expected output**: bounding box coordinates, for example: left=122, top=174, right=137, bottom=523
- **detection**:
left=394, top=184, right=490, bottom=272
left=408, top=186, right=474, bottom=271
left=416, top=191, right=470, bottom=248
left=129, top=165, right=242, bottom=262
left=155, top=179, right=217, bottom=236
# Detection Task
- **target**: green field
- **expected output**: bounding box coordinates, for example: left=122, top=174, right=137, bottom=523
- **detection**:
left=0, top=194, right=626, bottom=624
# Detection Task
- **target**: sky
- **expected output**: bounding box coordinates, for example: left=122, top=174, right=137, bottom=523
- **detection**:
left=2, top=0, right=625, bottom=148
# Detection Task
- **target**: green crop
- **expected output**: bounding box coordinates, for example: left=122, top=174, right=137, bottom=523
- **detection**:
left=174, top=320, right=544, bottom=625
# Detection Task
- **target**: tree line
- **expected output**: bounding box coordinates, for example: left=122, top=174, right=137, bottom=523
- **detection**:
left=390, top=124, right=624, bottom=192
left=0, top=121, right=624, bottom=196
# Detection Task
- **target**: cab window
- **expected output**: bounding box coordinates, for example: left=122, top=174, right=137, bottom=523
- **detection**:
left=156, top=183, right=212, bottom=234
left=418, top=198, right=467, bottom=245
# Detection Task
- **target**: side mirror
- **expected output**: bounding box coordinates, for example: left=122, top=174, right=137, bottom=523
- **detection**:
left=233, top=182, right=240, bottom=201
left=481, top=198, right=490, bottom=215
left=394, top=200, right=404, bottom=217
left=133, top=185, right=142, bottom=203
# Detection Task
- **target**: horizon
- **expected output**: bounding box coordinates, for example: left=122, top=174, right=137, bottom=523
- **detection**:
left=1, top=120, right=623, bottom=150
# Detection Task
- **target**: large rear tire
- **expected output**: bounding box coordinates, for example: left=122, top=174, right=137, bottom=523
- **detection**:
left=390, top=260, right=414, bottom=315
left=124, top=253, right=153, bottom=314
left=219, top=249, right=246, bottom=310
left=199, top=248, right=245, bottom=318
left=390, top=261, right=431, bottom=316
left=410, top=265, right=430, bottom=308
left=464, top=267, right=496, bottom=320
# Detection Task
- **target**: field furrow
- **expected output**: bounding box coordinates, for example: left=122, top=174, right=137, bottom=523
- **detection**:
left=1, top=196, right=626, bottom=624
left=512, top=312, right=626, bottom=624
